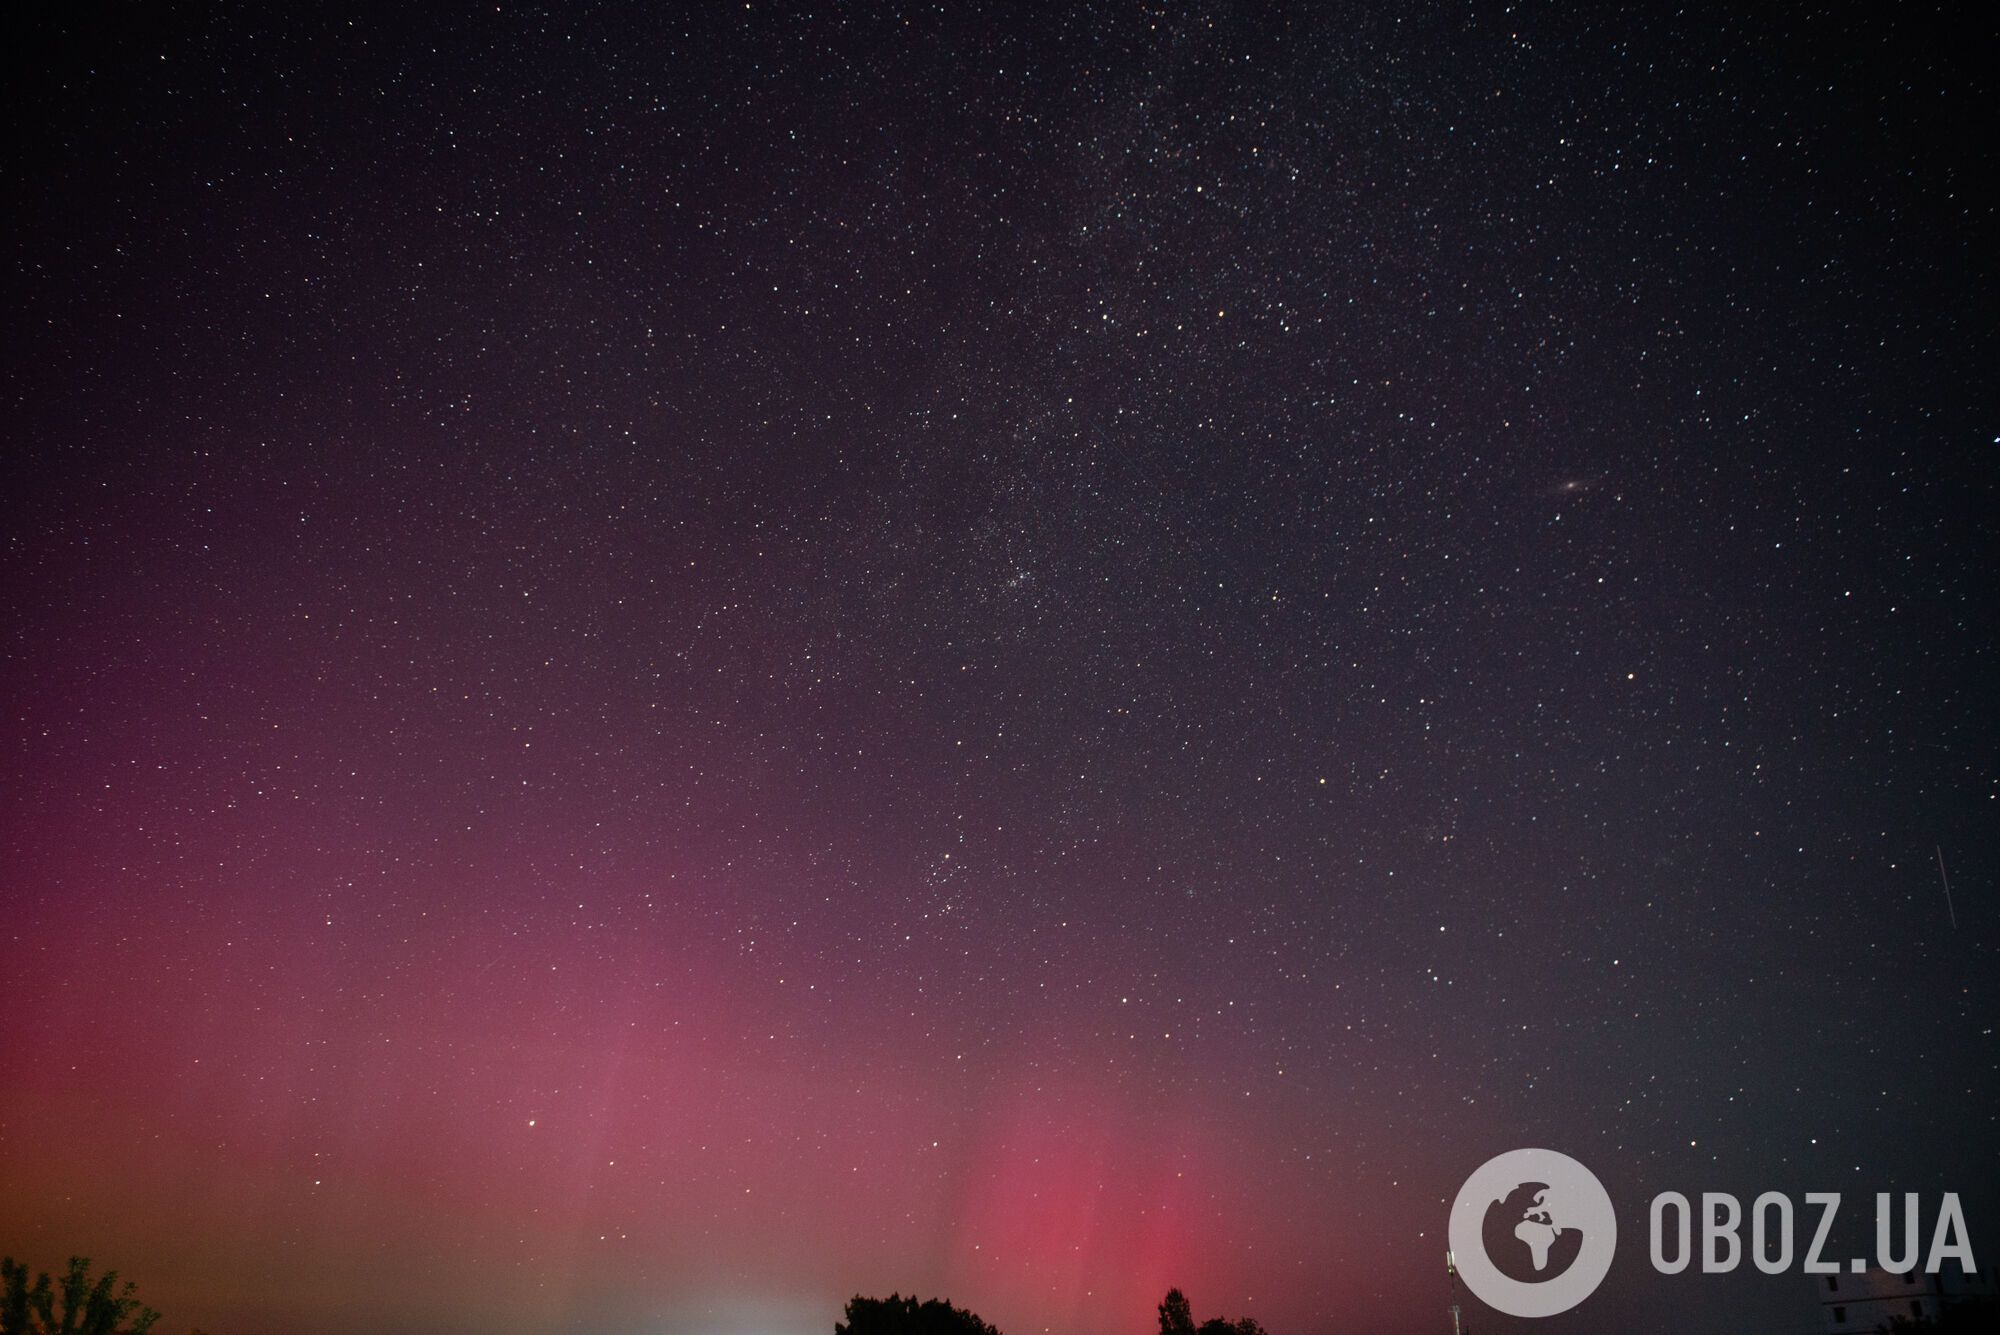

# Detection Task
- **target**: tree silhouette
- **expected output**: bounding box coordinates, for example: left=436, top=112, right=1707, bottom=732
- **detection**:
left=1, top=1257, right=160, bottom=1335
left=836, top=1292, right=1001, bottom=1335
left=1159, top=1289, right=1268, bottom=1335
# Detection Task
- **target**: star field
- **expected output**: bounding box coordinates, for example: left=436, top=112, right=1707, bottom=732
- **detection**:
left=1, top=5, right=1994, bottom=1334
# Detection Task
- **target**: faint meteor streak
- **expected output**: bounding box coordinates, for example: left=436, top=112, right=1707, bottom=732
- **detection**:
left=1935, top=844, right=1957, bottom=930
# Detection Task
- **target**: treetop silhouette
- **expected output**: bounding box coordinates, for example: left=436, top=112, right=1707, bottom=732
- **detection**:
left=1, top=1256, right=160, bottom=1335
left=1158, top=1286, right=1267, bottom=1335
left=837, top=1292, right=1001, bottom=1335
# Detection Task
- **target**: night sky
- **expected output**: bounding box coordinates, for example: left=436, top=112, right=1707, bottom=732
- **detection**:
left=2, top=5, right=1994, bottom=1334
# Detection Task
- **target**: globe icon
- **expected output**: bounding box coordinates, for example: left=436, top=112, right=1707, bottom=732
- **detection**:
left=1480, top=1180, right=1587, bottom=1284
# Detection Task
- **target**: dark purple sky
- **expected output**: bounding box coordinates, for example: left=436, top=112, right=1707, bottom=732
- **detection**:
left=3, top=5, right=1994, bottom=1334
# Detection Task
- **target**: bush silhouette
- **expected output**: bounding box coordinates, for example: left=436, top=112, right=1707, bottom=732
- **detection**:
left=837, top=1292, right=1001, bottom=1335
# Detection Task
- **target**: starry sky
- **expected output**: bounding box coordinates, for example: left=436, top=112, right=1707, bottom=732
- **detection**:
left=1, top=4, right=1994, bottom=1334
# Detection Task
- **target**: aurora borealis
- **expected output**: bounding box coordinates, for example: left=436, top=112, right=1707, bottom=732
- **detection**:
left=3, top=4, right=1994, bottom=1333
